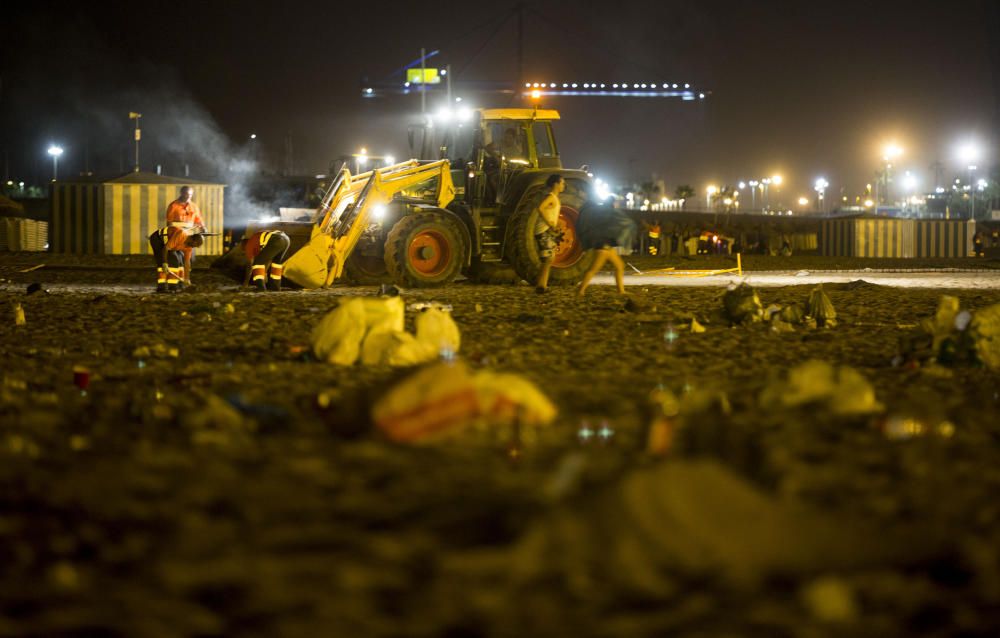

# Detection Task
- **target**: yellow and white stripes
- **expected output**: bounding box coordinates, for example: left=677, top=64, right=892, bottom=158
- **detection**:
left=51, top=179, right=225, bottom=255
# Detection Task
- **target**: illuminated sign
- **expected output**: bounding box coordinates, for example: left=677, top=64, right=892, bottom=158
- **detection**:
left=406, top=68, right=441, bottom=85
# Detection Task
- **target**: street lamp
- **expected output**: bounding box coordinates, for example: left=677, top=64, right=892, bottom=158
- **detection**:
left=814, top=177, right=828, bottom=213
left=355, top=147, right=368, bottom=173
left=880, top=142, right=903, bottom=205
left=706, top=184, right=718, bottom=209
left=761, top=177, right=772, bottom=210
left=957, top=142, right=982, bottom=219
left=47, top=145, right=64, bottom=181
left=748, top=180, right=759, bottom=209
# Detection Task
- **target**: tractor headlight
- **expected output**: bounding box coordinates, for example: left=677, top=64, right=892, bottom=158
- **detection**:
left=372, top=205, right=387, bottom=221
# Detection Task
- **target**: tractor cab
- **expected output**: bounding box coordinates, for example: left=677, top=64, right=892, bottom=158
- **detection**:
left=411, top=108, right=563, bottom=206
left=466, top=108, right=562, bottom=207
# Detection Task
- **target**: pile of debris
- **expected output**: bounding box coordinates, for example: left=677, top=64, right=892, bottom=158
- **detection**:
left=897, top=295, right=1000, bottom=369
left=723, top=283, right=836, bottom=330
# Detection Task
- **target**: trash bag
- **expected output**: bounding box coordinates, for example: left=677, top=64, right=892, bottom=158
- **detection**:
left=312, top=296, right=405, bottom=365
left=760, top=359, right=883, bottom=415
left=921, top=295, right=960, bottom=352
left=372, top=361, right=556, bottom=443
left=473, top=370, right=557, bottom=426
left=311, top=298, right=368, bottom=365
left=806, top=285, right=836, bottom=328
left=722, top=283, right=763, bottom=324
left=414, top=307, right=461, bottom=353
left=358, top=295, right=405, bottom=333
left=779, top=303, right=805, bottom=324
left=372, top=361, right=479, bottom=442
left=971, top=303, right=1000, bottom=370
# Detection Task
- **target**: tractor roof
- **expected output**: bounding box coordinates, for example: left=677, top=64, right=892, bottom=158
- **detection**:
left=478, top=108, right=561, bottom=121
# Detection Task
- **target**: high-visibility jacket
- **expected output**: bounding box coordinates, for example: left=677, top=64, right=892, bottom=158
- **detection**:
left=153, top=226, right=190, bottom=252
left=648, top=224, right=661, bottom=239
left=166, top=199, right=204, bottom=228
left=244, top=230, right=281, bottom=261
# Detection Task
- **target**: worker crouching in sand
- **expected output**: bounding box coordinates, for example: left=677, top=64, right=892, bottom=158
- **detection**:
left=149, top=226, right=204, bottom=293
left=241, top=230, right=291, bottom=291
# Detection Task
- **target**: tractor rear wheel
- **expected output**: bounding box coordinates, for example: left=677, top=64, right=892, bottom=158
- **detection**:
left=385, top=211, right=469, bottom=287
left=506, top=185, right=595, bottom=285
left=344, top=251, right=390, bottom=285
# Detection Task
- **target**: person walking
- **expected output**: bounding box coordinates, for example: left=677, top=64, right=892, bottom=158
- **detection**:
left=576, top=196, right=627, bottom=298
left=534, top=174, right=565, bottom=293
left=241, top=230, right=291, bottom=291
left=148, top=226, right=203, bottom=293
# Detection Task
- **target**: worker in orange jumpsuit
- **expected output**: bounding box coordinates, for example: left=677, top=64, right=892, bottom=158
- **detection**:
left=165, top=186, right=206, bottom=231
left=148, top=226, right=204, bottom=293
left=241, top=230, right=291, bottom=291
left=165, top=186, right=207, bottom=271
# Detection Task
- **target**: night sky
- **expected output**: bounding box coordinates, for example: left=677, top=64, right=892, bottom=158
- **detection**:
left=2, top=0, right=997, bottom=204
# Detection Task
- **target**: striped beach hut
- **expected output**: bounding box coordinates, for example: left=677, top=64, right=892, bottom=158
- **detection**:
left=819, top=217, right=915, bottom=257
left=913, top=219, right=975, bottom=257
left=50, top=172, right=225, bottom=256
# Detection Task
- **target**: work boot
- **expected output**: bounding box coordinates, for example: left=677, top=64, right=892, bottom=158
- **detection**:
left=251, top=265, right=267, bottom=292
left=267, top=263, right=284, bottom=291
left=156, top=267, right=168, bottom=293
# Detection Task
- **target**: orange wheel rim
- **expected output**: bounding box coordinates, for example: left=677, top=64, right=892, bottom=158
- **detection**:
left=552, top=205, right=584, bottom=268
left=408, top=229, right=452, bottom=276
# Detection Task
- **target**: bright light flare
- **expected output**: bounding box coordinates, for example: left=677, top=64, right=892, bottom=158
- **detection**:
left=958, top=141, right=981, bottom=164
left=47, top=145, right=64, bottom=157
left=798, top=196, right=810, bottom=206
left=771, top=174, right=783, bottom=186
left=372, top=205, right=387, bottom=221
left=882, top=142, right=903, bottom=160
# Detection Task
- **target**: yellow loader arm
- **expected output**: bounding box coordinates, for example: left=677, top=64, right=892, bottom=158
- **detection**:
left=284, top=159, right=455, bottom=289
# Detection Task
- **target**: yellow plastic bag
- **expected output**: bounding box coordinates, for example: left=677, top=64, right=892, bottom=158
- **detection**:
left=311, top=298, right=367, bottom=365
left=473, top=370, right=557, bottom=426
left=414, top=307, right=461, bottom=353
left=313, top=296, right=406, bottom=366
left=372, top=361, right=480, bottom=442
left=971, top=303, right=1000, bottom=370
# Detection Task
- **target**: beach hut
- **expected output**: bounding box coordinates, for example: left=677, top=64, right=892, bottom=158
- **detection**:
left=50, top=172, right=225, bottom=255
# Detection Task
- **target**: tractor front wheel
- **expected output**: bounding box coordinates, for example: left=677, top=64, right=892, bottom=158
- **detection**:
left=385, top=212, right=469, bottom=287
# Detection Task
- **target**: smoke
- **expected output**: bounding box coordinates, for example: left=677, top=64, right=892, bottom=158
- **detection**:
left=109, top=78, right=279, bottom=227
left=4, top=10, right=286, bottom=228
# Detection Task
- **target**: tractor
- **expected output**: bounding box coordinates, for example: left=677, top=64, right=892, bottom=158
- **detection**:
left=278, top=107, right=597, bottom=289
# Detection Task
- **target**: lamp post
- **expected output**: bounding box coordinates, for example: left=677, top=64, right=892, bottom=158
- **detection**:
left=47, top=145, right=64, bottom=181
left=748, top=180, right=758, bottom=209
left=761, top=177, right=772, bottom=210
left=706, top=185, right=718, bottom=210
left=957, top=142, right=982, bottom=220
left=814, top=177, right=828, bottom=214
left=128, top=112, right=142, bottom=172
left=881, top=143, right=903, bottom=205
